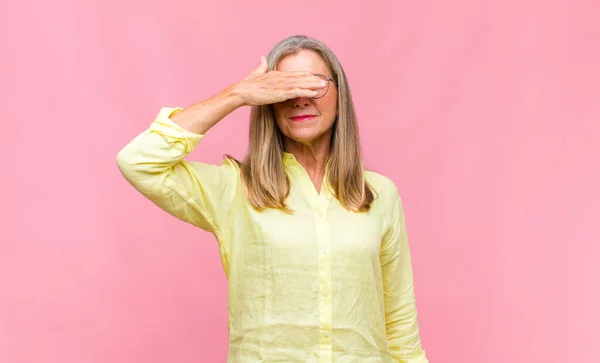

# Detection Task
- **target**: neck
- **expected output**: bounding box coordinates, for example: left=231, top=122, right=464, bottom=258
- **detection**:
left=284, top=132, right=331, bottom=182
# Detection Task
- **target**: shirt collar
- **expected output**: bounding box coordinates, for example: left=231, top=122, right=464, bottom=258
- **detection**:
left=283, top=152, right=331, bottom=171
left=283, top=151, right=296, bottom=165
left=283, top=152, right=334, bottom=197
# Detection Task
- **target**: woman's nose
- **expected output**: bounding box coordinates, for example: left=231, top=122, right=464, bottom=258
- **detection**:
left=292, top=97, right=311, bottom=107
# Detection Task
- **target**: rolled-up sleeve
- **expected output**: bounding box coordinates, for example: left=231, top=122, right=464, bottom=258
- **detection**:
left=380, top=194, right=429, bottom=363
left=116, top=107, right=239, bottom=240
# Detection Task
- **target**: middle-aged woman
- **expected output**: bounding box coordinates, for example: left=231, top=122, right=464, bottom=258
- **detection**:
left=117, top=35, right=429, bottom=362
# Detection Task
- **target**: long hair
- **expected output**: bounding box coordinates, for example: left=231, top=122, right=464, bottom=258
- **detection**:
left=227, top=35, right=376, bottom=213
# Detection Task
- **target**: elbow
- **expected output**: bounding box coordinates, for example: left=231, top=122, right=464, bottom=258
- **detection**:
left=115, top=146, right=154, bottom=194
left=116, top=145, right=141, bottom=183
left=116, top=147, right=131, bottom=175
left=115, top=144, right=173, bottom=194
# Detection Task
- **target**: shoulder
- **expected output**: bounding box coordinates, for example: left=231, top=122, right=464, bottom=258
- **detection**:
left=221, top=155, right=242, bottom=171
left=364, top=169, right=404, bottom=216
left=364, top=170, right=400, bottom=200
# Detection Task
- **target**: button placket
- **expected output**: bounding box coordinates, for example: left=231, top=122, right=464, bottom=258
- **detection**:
left=316, top=199, right=332, bottom=362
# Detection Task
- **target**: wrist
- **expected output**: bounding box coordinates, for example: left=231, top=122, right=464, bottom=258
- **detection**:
left=224, top=83, right=247, bottom=108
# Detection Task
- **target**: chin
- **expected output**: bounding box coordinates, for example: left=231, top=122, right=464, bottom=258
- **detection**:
left=289, top=133, right=317, bottom=143
left=286, top=128, right=321, bottom=143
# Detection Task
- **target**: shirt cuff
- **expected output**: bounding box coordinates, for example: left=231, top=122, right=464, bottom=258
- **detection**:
left=149, top=107, right=204, bottom=153
left=169, top=108, right=183, bottom=118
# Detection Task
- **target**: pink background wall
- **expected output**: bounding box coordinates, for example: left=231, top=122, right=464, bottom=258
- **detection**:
left=1, top=0, right=599, bottom=362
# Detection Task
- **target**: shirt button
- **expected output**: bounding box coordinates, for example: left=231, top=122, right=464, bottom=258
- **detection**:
left=321, top=248, right=327, bottom=255
left=323, top=290, right=328, bottom=296
left=324, top=331, right=329, bottom=337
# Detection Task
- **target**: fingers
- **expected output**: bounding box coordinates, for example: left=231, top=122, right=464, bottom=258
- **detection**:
left=265, top=69, right=325, bottom=89
left=274, top=74, right=327, bottom=102
left=292, top=89, right=320, bottom=98
left=248, top=56, right=268, bottom=77
left=242, top=66, right=328, bottom=105
left=285, top=75, right=327, bottom=92
left=258, top=56, right=268, bottom=73
left=301, top=76, right=328, bottom=90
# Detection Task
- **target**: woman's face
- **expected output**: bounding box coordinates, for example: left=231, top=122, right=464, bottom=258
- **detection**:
left=272, top=50, right=338, bottom=146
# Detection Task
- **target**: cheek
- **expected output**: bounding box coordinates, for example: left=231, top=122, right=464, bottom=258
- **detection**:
left=318, top=98, right=337, bottom=120
left=271, top=105, right=287, bottom=127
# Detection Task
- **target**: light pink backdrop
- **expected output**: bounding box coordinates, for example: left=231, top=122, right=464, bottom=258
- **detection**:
left=1, top=0, right=599, bottom=362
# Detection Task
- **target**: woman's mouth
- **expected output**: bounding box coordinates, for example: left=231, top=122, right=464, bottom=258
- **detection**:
left=290, top=115, right=316, bottom=122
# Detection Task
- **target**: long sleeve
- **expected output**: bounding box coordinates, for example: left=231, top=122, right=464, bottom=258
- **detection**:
left=380, top=194, right=429, bottom=363
left=116, top=107, right=239, bottom=241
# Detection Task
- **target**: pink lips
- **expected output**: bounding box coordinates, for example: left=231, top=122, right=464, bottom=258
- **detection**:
left=290, top=115, right=316, bottom=122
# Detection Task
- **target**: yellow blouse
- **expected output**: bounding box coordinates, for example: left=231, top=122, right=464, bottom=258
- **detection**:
left=116, top=107, right=429, bottom=363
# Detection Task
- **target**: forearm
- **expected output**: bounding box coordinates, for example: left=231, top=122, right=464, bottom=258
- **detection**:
left=384, top=266, right=427, bottom=363
left=169, top=84, right=245, bottom=135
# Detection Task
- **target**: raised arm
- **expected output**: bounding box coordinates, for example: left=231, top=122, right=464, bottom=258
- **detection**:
left=116, top=106, right=240, bottom=237
left=116, top=56, right=328, bottom=238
